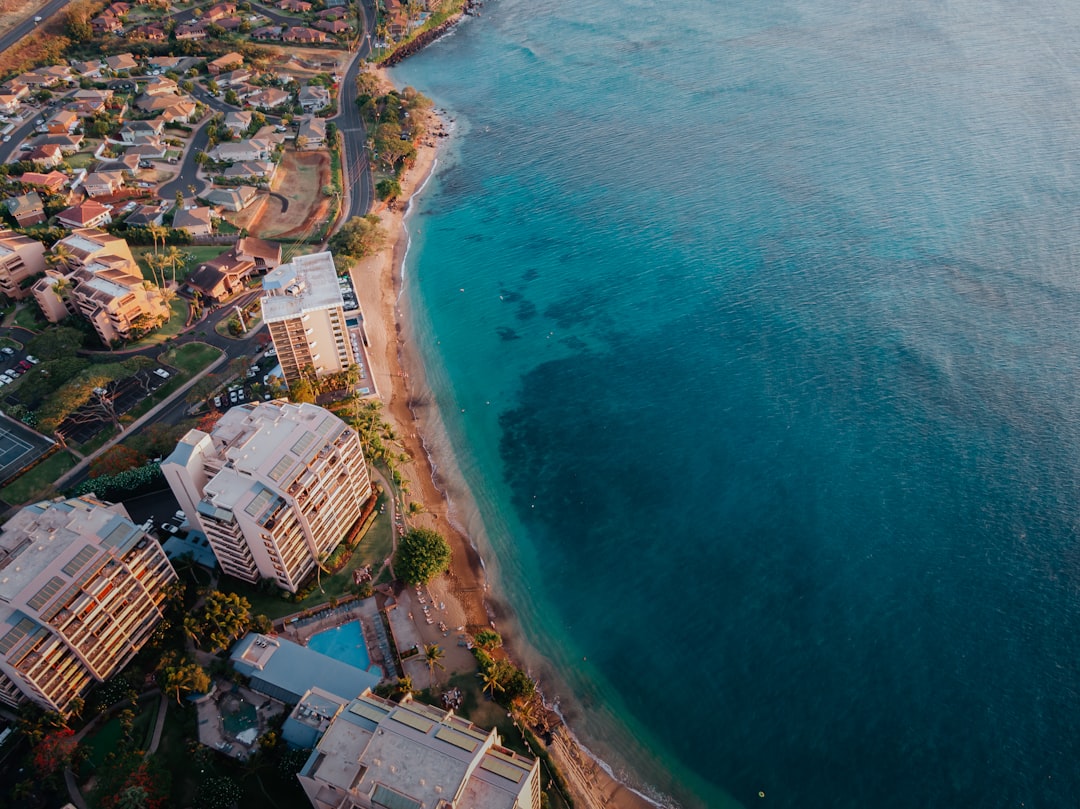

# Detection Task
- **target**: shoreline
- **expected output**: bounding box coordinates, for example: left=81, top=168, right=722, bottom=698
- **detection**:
left=349, top=68, right=661, bottom=809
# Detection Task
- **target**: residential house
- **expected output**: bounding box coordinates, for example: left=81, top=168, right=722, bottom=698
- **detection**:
left=207, top=52, right=244, bottom=75
left=283, top=26, right=328, bottom=43
left=119, top=119, right=165, bottom=144
left=234, top=235, right=281, bottom=271
left=106, top=2, right=132, bottom=17
left=296, top=116, right=326, bottom=149
left=247, top=87, right=290, bottom=109
left=214, top=68, right=252, bottom=88
left=316, top=7, right=346, bottom=19
left=103, top=54, right=139, bottom=74
left=70, top=60, right=104, bottom=78
left=0, top=230, right=46, bottom=301
left=209, top=139, right=272, bottom=162
left=56, top=200, right=113, bottom=230
left=185, top=251, right=256, bottom=302
left=147, top=56, right=200, bottom=72
left=220, top=160, right=276, bottom=183
left=19, top=65, right=72, bottom=89
left=203, top=2, right=237, bottom=21
left=73, top=88, right=114, bottom=104
left=313, top=18, right=350, bottom=34
left=139, top=97, right=197, bottom=123
left=0, top=95, right=20, bottom=114
left=0, top=82, right=29, bottom=101
left=18, top=171, right=68, bottom=194
left=29, top=134, right=83, bottom=154
left=91, top=12, right=123, bottom=34
left=70, top=98, right=108, bottom=118
left=125, top=140, right=169, bottom=160
left=124, top=204, right=165, bottom=228
left=172, top=206, right=214, bottom=237
left=96, top=152, right=143, bottom=175
left=216, top=16, right=243, bottom=30
left=222, top=110, right=253, bottom=136
left=25, top=145, right=63, bottom=169
left=46, top=109, right=79, bottom=135
left=250, top=25, right=283, bottom=40
left=142, top=75, right=178, bottom=96
left=82, top=171, right=126, bottom=198
left=279, top=0, right=312, bottom=11
left=204, top=185, right=258, bottom=212
left=298, top=84, right=331, bottom=113
left=175, top=20, right=209, bottom=39
left=130, top=23, right=166, bottom=40
left=6, top=193, right=45, bottom=227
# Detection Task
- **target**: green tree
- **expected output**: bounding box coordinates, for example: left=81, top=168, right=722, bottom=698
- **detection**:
left=288, top=376, right=317, bottom=404
left=479, top=666, right=504, bottom=698
left=328, top=214, right=383, bottom=259
left=473, top=629, right=502, bottom=651
left=423, top=643, right=445, bottom=688
left=189, top=591, right=253, bottom=652
left=162, top=657, right=210, bottom=703
left=394, top=528, right=451, bottom=586
left=376, top=178, right=401, bottom=202
left=224, top=89, right=240, bottom=106
left=27, top=326, right=85, bottom=360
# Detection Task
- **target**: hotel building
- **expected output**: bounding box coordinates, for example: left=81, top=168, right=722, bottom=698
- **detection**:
left=0, top=230, right=47, bottom=302
left=297, top=688, right=542, bottom=809
left=260, top=252, right=355, bottom=386
left=162, top=401, right=372, bottom=593
left=0, top=496, right=177, bottom=712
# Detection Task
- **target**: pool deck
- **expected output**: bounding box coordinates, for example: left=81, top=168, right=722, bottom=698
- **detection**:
left=195, top=681, right=287, bottom=761
left=274, top=596, right=393, bottom=679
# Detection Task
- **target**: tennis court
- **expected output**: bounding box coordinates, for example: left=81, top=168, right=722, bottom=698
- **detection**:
left=0, top=417, right=56, bottom=487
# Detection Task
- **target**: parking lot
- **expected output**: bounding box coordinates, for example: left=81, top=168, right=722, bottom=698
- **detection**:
left=56, top=367, right=172, bottom=445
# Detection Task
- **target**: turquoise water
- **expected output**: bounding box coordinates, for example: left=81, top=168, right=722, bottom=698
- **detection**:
left=307, top=622, right=379, bottom=675
left=391, top=1, right=1080, bottom=807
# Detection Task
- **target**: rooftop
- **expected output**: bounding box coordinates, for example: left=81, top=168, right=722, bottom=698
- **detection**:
left=260, top=251, right=344, bottom=322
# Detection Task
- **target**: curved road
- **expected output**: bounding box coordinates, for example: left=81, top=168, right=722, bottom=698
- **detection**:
left=334, top=0, right=379, bottom=224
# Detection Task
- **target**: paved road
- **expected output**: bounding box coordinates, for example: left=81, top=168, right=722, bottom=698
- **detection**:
left=334, top=0, right=378, bottom=223
left=0, top=0, right=70, bottom=57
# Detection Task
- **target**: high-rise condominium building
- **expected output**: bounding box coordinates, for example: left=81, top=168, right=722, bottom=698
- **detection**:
left=0, top=496, right=177, bottom=712
left=260, top=251, right=355, bottom=386
left=297, top=688, right=542, bottom=809
left=162, top=401, right=372, bottom=593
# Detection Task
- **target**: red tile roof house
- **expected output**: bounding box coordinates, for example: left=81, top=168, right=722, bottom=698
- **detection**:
left=81, top=171, right=126, bottom=198
left=26, top=145, right=64, bottom=169
left=56, top=200, right=113, bottom=230
left=19, top=171, right=69, bottom=194
left=314, top=19, right=351, bottom=34
left=6, top=192, right=46, bottom=227
left=90, top=12, right=123, bottom=34
left=207, top=52, right=245, bottom=75
left=204, top=1, right=237, bottom=21
left=251, top=26, right=283, bottom=41
left=46, top=109, right=80, bottom=135
left=283, top=27, right=328, bottom=43
left=279, top=0, right=312, bottom=11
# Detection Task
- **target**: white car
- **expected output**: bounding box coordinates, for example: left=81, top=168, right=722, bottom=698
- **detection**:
left=0, top=376, right=10, bottom=386
left=161, top=523, right=179, bottom=535
left=265, top=346, right=277, bottom=356
left=1, top=347, right=13, bottom=356
left=25, top=355, right=38, bottom=364
left=154, top=368, right=170, bottom=378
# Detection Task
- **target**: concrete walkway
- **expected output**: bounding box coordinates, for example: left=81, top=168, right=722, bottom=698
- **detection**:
left=54, top=351, right=228, bottom=490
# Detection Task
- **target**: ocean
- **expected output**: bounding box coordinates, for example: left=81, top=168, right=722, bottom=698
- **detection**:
left=389, top=1, right=1080, bottom=807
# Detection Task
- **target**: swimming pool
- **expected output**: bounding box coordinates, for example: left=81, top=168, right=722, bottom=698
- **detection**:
left=307, top=621, right=382, bottom=677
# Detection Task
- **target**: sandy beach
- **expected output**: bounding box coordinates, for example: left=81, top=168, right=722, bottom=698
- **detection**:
left=347, top=68, right=658, bottom=809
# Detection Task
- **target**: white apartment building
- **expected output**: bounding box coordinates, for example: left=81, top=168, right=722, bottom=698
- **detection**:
left=297, top=688, right=542, bottom=809
left=0, top=496, right=177, bottom=712
left=162, top=401, right=372, bottom=593
left=261, top=252, right=355, bottom=386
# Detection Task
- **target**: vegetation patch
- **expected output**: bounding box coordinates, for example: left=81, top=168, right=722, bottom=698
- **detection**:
left=0, top=450, right=74, bottom=505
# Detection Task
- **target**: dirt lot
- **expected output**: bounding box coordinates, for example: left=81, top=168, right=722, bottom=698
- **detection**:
left=275, top=46, right=351, bottom=80
left=0, top=0, right=49, bottom=39
left=233, top=149, right=331, bottom=241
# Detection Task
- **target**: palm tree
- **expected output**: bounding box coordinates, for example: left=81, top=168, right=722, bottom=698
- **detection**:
left=479, top=667, right=503, bottom=699
left=47, top=243, right=74, bottom=273
left=162, top=245, right=189, bottom=284
left=315, top=549, right=331, bottom=593
left=423, top=644, right=445, bottom=688
left=393, top=675, right=413, bottom=699
left=147, top=221, right=168, bottom=255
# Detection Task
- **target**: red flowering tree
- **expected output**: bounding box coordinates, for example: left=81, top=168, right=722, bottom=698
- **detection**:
left=32, top=727, right=77, bottom=776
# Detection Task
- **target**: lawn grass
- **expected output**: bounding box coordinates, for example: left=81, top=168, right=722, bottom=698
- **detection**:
left=132, top=245, right=231, bottom=284
left=82, top=697, right=158, bottom=772
left=66, top=151, right=96, bottom=170
left=160, top=341, right=223, bottom=374
left=13, top=305, right=44, bottom=331
left=220, top=504, right=393, bottom=620
left=0, top=450, right=75, bottom=506
left=124, top=298, right=190, bottom=348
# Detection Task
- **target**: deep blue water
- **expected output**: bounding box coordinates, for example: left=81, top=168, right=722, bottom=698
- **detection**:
left=390, top=1, right=1080, bottom=806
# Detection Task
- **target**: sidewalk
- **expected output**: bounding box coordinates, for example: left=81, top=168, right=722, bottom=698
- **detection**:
left=54, top=352, right=228, bottom=490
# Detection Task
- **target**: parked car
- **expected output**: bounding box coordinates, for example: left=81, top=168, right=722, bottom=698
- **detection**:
left=264, top=346, right=276, bottom=356
left=25, top=355, right=38, bottom=364
left=154, top=368, right=170, bottom=378
left=1, top=347, right=14, bottom=356
left=161, top=523, right=179, bottom=535
left=17, top=360, right=30, bottom=371
left=213, top=395, right=222, bottom=408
